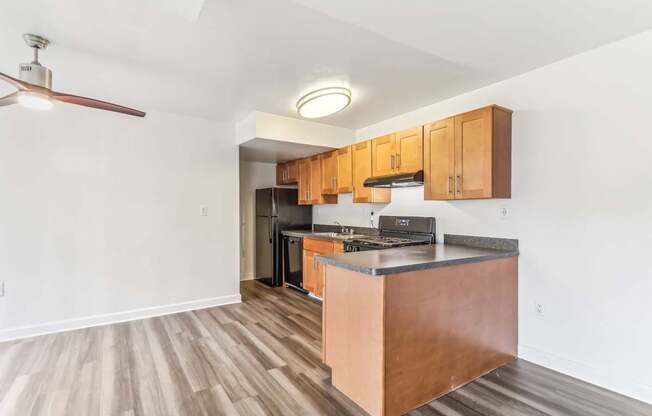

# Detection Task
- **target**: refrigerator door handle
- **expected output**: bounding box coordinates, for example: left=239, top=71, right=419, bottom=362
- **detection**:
left=268, top=216, right=272, bottom=242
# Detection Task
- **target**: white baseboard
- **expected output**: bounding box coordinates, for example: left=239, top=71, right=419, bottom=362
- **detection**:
left=0, top=294, right=241, bottom=343
left=519, top=344, right=652, bottom=405
left=240, top=272, right=254, bottom=281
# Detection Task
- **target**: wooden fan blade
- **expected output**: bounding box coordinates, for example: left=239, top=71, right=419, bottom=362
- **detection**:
left=51, top=91, right=146, bottom=117
left=0, top=71, right=29, bottom=91
left=0, top=92, right=18, bottom=107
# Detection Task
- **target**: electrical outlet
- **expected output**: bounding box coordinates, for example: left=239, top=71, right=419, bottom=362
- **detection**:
left=200, top=205, right=208, bottom=217
left=536, top=303, right=544, bottom=316
left=499, top=205, right=509, bottom=220
left=0, top=281, right=4, bottom=297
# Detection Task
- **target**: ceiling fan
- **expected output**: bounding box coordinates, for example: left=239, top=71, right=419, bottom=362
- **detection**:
left=0, top=34, right=145, bottom=117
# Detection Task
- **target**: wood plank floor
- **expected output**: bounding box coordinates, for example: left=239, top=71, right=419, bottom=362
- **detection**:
left=1, top=280, right=650, bottom=416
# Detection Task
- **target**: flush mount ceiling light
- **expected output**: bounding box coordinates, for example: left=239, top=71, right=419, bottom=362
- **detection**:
left=296, top=87, right=351, bottom=119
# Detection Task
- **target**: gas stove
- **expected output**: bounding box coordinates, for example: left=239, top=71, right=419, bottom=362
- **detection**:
left=344, top=216, right=436, bottom=252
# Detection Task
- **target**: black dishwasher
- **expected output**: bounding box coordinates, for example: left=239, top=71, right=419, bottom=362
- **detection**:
left=282, top=235, right=307, bottom=292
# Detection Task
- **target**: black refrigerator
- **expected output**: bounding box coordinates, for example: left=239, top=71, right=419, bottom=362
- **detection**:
left=255, top=188, right=312, bottom=286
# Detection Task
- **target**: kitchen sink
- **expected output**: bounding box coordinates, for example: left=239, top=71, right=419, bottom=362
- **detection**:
left=312, top=232, right=361, bottom=240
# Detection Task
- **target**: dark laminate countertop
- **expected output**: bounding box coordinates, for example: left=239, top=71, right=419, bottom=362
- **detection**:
left=314, top=235, right=519, bottom=276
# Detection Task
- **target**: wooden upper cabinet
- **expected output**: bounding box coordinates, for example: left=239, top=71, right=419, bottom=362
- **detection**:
left=395, top=127, right=424, bottom=174
left=309, top=155, right=323, bottom=204
left=371, top=134, right=396, bottom=177
left=336, top=146, right=353, bottom=193
left=297, top=155, right=337, bottom=205
left=352, top=140, right=391, bottom=204
left=321, top=150, right=338, bottom=195
left=276, top=162, right=286, bottom=185
left=286, top=160, right=298, bottom=183
left=371, top=128, right=424, bottom=177
left=455, top=108, right=492, bottom=199
left=297, top=158, right=311, bottom=205
left=424, top=118, right=455, bottom=200
left=276, top=160, right=298, bottom=185
left=425, top=105, right=512, bottom=200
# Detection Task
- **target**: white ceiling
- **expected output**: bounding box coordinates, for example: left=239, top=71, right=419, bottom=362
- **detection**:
left=239, top=138, right=333, bottom=163
left=2, top=0, right=652, bottom=128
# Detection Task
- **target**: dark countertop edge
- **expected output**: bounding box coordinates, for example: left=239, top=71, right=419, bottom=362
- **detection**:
left=443, top=234, right=519, bottom=252
left=316, top=249, right=518, bottom=276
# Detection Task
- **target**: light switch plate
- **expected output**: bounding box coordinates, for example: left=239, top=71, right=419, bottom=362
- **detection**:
left=200, top=205, right=208, bottom=217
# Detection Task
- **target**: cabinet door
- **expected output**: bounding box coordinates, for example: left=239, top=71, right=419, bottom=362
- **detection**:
left=352, top=141, right=373, bottom=203
left=303, top=249, right=317, bottom=294
left=276, top=163, right=286, bottom=185
left=336, top=146, right=353, bottom=193
left=286, top=160, right=298, bottom=183
left=315, top=259, right=325, bottom=298
left=352, top=140, right=391, bottom=203
left=371, top=134, right=396, bottom=177
left=298, top=158, right=311, bottom=205
left=424, top=118, right=455, bottom=200
left=309, top=155, right=323, bottom=204
left=321, top=151, right=338, bottom=195
left=395, top=127, right=423, bottom=174
left=454, top=107, right=493, bottom=199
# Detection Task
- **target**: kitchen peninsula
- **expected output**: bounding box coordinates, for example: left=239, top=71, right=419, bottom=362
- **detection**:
left=315, top=235, right=519, bottom=416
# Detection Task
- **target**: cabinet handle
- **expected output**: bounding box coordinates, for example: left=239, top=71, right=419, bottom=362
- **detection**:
left=396, top=154, right=400, bottom=169
left=448, top=176, right=453, bottom=194
left=334, top=176, right=337, bottom=189
left=456, top=175, right=461, bottom=194
left=390, top=155, right=395, bottom=169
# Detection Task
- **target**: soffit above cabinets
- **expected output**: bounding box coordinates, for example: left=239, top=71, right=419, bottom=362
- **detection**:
left=239, top=138, right=334, bottom=164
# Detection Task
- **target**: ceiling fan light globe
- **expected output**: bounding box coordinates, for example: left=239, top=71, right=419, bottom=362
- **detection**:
left=296, top=87, right=351, bottom=119
left=18, top=91, right=53, bottom=110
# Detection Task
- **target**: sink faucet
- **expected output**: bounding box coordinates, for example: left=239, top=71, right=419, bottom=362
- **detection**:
left=334, top=221, right=345, bottom=234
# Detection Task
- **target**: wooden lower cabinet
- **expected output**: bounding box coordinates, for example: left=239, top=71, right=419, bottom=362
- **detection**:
left=323, top=257, right=518, bottom=416
left=302, top=249, right=318, bottom=294
left=302, top=238, right=343, bottom=298
left=352, top=140, right=390, bottom=203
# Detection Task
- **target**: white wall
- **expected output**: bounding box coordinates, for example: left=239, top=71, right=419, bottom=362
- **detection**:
left=314, top=30, right=652, bottom=403
left=239, top=161, right=280, bottom=280
left=0, top=106, right=240, bottom=341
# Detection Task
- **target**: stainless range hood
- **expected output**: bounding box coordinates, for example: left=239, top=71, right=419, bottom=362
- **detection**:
left=363, top=170, right=424, bottom=188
